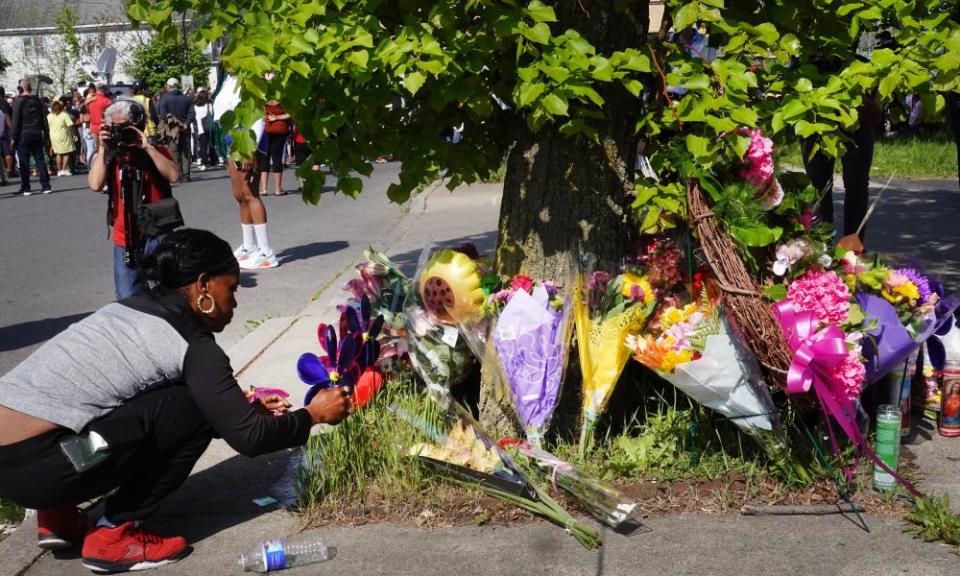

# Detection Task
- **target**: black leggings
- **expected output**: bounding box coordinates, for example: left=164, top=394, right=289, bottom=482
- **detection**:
left=0, top=385, right=213, bottom=523
left=802, top=120, right=875, bottom=240
left=266, top=132, right=286, bottom=173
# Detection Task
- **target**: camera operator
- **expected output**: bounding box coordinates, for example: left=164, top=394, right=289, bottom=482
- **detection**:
left=89, top=99, right=181, bottom=299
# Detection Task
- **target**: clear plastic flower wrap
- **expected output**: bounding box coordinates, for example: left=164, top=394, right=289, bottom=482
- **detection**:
left=501, top=439, right=640, bottom=528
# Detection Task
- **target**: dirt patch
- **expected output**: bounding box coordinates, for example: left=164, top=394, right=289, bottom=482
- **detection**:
left=300, top=468, right=914, bottom=530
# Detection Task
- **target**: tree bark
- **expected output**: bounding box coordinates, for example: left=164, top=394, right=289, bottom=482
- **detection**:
left=479, top=1, right=650, bottom=437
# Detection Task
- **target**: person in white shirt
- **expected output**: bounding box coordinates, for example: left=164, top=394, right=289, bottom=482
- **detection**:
left=213, top=76, right=279, bottom=269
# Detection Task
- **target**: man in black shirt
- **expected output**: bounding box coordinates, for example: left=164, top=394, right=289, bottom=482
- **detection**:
left=10, top=79, right=52, bottom=196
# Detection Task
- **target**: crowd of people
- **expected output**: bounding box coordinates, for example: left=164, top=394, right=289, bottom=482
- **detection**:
left=0, top=74, right=305, bottom=573
left=1, top=77, right=302, bottom=197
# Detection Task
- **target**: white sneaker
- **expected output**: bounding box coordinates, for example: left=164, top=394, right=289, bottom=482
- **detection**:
left=196, top=165, right=207, bottom=172
left=62, top=169, right=72, bottom=176
left=233, top=245, right=258, bottom=262
left=239, top=249, right=279, bottom=270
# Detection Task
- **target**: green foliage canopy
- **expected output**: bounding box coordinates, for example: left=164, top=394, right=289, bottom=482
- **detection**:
left=128, top=0, right=960, bottom=212
left=127, top=32, right=211, bottom=93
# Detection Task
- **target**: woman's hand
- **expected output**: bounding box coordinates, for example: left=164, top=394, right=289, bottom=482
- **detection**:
left=258, top=394, right=291, bottom=414
left=305, top=386, right=352, bottom=425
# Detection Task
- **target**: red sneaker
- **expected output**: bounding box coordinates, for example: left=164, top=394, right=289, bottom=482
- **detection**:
left=81, top=522, right=190, bottom=573
left=37, top=506, right=88, bottom=550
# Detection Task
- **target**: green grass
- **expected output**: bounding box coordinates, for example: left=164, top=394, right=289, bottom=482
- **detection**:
left=905, top=494, right=960, bottom=554
left=780, top=132, right=957, bottom=179
left=295, top=376, right=438, bottom=510
left=295, top=373, right=832, bottom=517
left=0, top=499, right=23, bottom=524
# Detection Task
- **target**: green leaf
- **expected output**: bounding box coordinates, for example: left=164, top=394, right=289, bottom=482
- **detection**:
left=779, top=33, right=800, bottom=54
left=521, top=22, right=551, bottom=44
left=794, top=78, right=813, bottom=92
left=517, top=66, right=539, bottom=82
left=730, top=107, right=758, bottom=127
left=837, top=3, right=862, bottom=16
left=526, top=0, right=557, bottom=23
left=673, top=3, right=698, bottom=31
left=517, top=82, right=546, bottom=107
left=847, top=303, right=865, bottom=325
left=685, top=134, right=711, bottom=161
left=763, top=284, right=789, bottom=301
left=402, top=71, right=426, bottom=95
left=729, top=224, right=783, bottom=247
left=780, top=98, right=807, bottom=120
left=878, top=72, right=899, bottom=99
left=348, top=49, right=369, bottom=69
left=685, top=74, right=711, bottom=91
left=339, top=176, right=364, bottom=197
left=541, top=93, right=569, bottom=116
left=623, top=79, right=643, bottom=97
left=288, top=59, right=312, bottom=78
left=771, top=112, right=785, bottom=134
left=541, top=65, right=570, bottom=83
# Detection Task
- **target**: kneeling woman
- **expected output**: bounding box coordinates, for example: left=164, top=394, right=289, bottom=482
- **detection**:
left=0, top=229, right=349, bottom=574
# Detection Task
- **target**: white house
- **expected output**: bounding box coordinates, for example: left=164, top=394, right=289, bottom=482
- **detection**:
left=0, top=0, right=218, bottom=97
left=0, top=0, right=155, bottom=96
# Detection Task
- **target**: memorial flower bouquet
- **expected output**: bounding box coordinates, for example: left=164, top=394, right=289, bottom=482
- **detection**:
left=575, top=266, right=658, bottom=456
left=626, top=294, right=778, bottom=436
left=484, top=276, right=573, bottom=446
left=391, top=395, right=600, bottom=549
left=500, top=438, right=640, bottom=528
left=835, top=253, right=958, bottom=384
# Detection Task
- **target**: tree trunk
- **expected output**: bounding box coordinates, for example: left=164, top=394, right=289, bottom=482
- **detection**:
left=479, top=1, right=650, bottom=437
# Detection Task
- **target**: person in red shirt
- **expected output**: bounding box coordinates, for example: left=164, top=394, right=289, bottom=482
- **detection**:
left=88, top=99, right=181, bottom=299
left=86, top=82, right=113, bottom=153
left=261, top=99, right=290, bottom=195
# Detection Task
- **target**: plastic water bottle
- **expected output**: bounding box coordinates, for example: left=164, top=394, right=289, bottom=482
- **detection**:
left=239, top=533, right=336, bottom=572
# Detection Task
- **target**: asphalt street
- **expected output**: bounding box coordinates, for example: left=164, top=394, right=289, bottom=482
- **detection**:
left=0, top=163, right=414, bottom=375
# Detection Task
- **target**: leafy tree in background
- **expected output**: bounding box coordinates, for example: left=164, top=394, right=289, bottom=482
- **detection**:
left=44, top=6, right=83, bottom=96
left=129, top=0, right=960, bottom=431
left=127, top=32, right=210, bottom=93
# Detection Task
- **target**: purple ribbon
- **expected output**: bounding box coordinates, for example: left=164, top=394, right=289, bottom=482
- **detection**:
left=772, top=301, right=920, bottom=496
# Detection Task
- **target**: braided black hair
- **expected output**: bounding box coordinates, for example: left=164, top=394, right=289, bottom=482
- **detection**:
left=139, top=229, right=238, bottom=290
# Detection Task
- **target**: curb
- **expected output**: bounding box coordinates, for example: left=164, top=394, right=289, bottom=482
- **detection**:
left=0, top=513, right=40, bottom=576
left=228, top=183, right=437, bottom=377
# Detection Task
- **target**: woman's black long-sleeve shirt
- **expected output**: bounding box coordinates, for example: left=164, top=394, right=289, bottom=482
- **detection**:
left=0, top=292, right=312, bottom=457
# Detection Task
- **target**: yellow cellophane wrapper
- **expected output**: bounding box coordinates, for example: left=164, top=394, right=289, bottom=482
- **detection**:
left=579, top=305, right=651, bottom=419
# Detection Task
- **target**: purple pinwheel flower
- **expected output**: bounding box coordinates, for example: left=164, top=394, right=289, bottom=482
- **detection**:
left=298, top=323, right=360, bottom=405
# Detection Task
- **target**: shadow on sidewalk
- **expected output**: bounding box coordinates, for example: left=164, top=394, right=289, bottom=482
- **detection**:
left=277, top=240, right=350, bottom=265
left=146, top=448, right=301, bottom=544
left=839, top=182, right=960, bottom=288
left=0, top=312, right=92, bottom=352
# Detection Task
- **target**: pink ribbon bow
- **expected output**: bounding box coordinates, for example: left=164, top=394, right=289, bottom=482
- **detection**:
left=772, top=301, right=920, bottom=496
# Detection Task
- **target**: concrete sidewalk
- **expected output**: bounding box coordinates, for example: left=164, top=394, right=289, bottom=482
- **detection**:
left=3, top=179, right=960, bottom=575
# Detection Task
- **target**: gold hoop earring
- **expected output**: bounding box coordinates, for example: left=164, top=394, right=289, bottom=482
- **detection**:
left=197, top=293, right=216, bottom=315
